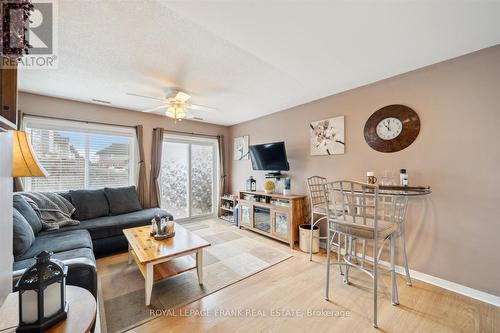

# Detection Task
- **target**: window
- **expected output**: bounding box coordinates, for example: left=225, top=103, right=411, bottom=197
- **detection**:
left=160, top=134, right=218, bottom=220
left=23, top=116, right=137, bottom=192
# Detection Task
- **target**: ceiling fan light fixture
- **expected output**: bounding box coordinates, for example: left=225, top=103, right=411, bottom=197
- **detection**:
left=166, top=105, right=176, bottom=118
left=129, top=90, right=216, bottom=123
left=176, top=106, right=186, bottom=118
left=165, top=104, right=186, bottom=120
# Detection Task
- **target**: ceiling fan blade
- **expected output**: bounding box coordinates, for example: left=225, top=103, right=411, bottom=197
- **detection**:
left=184, top=109, right=195, bottom=118
left=143, top=105, right=168, bottom=113
left=187, top=104, right=217, bottom=112
left=175, top=91, right=191, bottom=103
left=184, top=110, right=203, bottom=122
left=126, top=92, right=166, bottom=102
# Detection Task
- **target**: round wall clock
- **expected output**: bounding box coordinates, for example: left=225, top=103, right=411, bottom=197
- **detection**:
left=364, top=104, right=420, bottom=153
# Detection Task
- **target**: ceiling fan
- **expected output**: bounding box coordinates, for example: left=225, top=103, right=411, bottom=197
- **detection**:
left=126, top=91, right=216, bottom=122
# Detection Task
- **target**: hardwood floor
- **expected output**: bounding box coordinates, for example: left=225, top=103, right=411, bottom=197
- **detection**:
left=128, top=224, right=499, bottom=333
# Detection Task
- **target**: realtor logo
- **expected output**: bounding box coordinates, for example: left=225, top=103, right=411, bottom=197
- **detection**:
left=1, top=0, right=58, bottom=69
left=28, top=2, right=53, bottom=55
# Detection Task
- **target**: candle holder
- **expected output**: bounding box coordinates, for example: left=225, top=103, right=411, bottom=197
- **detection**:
left=153, top=212, right=166, bottom=240
left=150, top=210, right=175, bottom=240
left=165, top=219, right=175, bottom=238
left=154, top=218, right=176, bottom=240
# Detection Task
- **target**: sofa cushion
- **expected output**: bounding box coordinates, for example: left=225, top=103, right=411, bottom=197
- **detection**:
left=13, top=208, right=35, bottom=259
left=14, top=247, right=95, bottom=272
left=13, top=194, right=42, bottom=234
left=56, top=191, right=72, bottom=205
left=104, top=186, right=142, bottom=215
left=60, top=208, right=172, bottom=240
left=70, top=189, right=109, bottom=220
left=16, top=229, right=93, bottom=261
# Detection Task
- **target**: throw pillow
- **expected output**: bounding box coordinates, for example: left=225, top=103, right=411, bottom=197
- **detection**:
left=104, top=186, right=142, bottom=215
left=13, top=194, right=42, bottom=234
left=13, top=208, right=35, bottom=258
left=69, top=189, right=110, bottom=220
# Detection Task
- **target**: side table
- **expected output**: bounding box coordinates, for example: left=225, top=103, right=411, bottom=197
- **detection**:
left=0, top=286, right=96, bottom=333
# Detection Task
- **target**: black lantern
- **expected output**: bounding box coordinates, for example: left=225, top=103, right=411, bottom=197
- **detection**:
left=246, top=176, right=256, bottom=192
left=16, top=251, right=68, bottom=333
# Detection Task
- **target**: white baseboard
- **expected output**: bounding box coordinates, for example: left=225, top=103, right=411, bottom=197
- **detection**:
left=318, top=240, right=500, bottom=307
left=395, top=265, right=500, bottom=307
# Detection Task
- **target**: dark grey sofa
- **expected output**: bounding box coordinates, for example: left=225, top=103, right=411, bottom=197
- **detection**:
left=12, top=186, right=172, bottom=301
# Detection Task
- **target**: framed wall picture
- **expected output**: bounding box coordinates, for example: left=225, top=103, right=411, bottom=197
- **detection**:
left=310, top=116, right=345, bottom=155
left=234, top=135, right=249, bottom=160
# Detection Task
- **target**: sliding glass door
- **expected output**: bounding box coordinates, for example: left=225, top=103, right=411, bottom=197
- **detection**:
left=160, top=135, right=217, bottom=220
left=161, top=141, right=190, bottom=218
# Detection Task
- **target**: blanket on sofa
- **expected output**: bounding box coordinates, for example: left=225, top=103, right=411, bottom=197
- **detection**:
left=20, top=192, right=80, bottom=230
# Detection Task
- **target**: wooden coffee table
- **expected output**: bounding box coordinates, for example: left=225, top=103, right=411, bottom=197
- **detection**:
left=123, top=223, right=211, bottom=306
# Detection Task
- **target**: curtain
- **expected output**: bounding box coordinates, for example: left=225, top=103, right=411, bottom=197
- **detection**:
left=217, top=135, right=226, bottom=212
left=135, top=125, right=148, bottom=207
left=13, top=110, right=24, bottom=192
left=149, top=128, right=164, bottom=208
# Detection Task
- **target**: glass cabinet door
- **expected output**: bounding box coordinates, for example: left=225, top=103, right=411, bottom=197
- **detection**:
left=254, top=206, right=271, bottom=233
left=272, top=210, right=289, bottom=240
left=240, top=204, right=252, bottom=227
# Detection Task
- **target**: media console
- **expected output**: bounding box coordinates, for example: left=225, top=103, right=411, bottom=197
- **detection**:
left=237, top=191, right=306, bottom=249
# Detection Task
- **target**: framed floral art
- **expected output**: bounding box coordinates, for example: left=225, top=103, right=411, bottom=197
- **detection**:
left=310, top=116, right=345, bottom=155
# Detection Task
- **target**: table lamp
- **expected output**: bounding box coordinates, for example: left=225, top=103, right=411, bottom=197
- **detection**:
left=12, top=130, right=48, bottom=178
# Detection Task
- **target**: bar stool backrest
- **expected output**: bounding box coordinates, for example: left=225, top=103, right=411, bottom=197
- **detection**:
left=324, top=180, right=378, bottom=226
left=323, top=180, right=407, bottom=232
left=307, top=176, right=327, bottom=209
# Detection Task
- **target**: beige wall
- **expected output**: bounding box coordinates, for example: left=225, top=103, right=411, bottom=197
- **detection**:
left=228, top=45, right=500, bottom=296
left=18, top=92, right=230, bottom=205
left=18, top=45, right=500, bottom=296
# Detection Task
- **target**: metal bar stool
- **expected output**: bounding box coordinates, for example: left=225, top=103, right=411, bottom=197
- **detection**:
left=307, top=176, right=342, bottom=270
left=324, top=180, right=401, bottom=328
left=358, top=191, right=413, bottom=286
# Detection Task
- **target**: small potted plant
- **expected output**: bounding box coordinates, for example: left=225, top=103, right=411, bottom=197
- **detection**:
left=263, top=180, right=275, bottom=194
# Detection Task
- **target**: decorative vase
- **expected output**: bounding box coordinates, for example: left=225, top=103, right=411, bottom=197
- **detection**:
left=283, top=177, right=291, bottom=195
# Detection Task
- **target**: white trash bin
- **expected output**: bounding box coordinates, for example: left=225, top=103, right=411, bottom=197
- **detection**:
left=299, top=224, right=319, bottom=253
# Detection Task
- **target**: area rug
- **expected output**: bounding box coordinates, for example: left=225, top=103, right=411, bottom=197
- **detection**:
left=97, top=219, right=292, bottom=333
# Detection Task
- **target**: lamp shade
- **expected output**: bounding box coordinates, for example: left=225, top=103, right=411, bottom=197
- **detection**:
left=12, top=130, right=48, bottom=177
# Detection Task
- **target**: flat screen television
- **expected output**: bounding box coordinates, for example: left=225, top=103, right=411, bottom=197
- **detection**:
left=249, top=141, right=290, bottom=171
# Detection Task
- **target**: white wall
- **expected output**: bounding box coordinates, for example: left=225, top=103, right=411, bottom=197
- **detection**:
left=0, top=131, right=13, bottom=305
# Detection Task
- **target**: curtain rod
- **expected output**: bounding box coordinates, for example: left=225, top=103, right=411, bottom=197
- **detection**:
left=22, top=113, right=223, bottom=138
left=162, top=129, right=222, bottom=139
left=22, top=113, right=137, bottom=129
